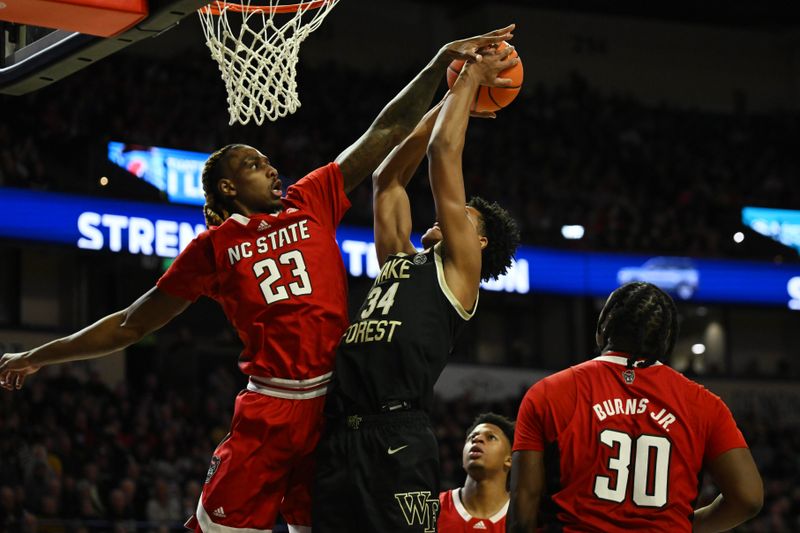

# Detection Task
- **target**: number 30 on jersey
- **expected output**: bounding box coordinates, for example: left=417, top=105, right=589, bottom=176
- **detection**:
left=593, top=429, right=671, bottom=508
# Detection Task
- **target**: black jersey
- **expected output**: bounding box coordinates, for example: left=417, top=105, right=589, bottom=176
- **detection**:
left=326, top=244, right=476, bottom=415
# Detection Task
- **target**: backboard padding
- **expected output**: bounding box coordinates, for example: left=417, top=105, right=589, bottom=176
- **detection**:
left=0, top=0, right=208, bottom=95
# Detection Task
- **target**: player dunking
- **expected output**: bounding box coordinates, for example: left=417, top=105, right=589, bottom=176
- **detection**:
left=0, top=25, right=516, bottom=533
left=312, top=44, right=521, bottom=531
left=438, top=413, right=515, bottom=533
left=509, top=282, right=764, bottom=533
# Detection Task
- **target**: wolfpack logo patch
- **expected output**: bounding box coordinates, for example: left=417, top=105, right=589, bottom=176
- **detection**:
left=622, top=369, right=635, bottom=384
left=205, top=456, right=221, bottom=483
left=413, top=253, right=427, bottom=265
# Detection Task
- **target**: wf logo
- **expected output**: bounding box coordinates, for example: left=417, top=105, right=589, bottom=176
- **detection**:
left=394, top=491, right=439, bottom=532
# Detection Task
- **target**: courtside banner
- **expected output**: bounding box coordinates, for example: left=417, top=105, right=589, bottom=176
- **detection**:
left=1, top=187, right=799, bottom=306
left=0, top=187, right=206, bottom=258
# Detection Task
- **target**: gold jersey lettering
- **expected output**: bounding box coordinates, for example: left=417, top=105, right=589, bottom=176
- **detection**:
left=377, top=257, right=412, bottom=284
left=343, top=320, right=403, bottom=344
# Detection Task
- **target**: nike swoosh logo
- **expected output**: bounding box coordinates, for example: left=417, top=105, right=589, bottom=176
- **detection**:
left=387, top=445, right=409, bottom=455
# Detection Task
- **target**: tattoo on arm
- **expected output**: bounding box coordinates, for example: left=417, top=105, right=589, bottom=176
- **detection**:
left=337, top=56, right=449, bottom=194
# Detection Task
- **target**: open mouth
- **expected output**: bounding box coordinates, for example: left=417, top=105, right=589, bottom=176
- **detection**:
left=271, top=180, right=282, bottom=198
left=468, top=446, right=484, bottom=458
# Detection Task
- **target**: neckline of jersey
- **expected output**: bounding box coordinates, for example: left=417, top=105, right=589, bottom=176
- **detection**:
left=229, top=212, right=283, bottom=226
left=453, top=487, right=508, bottom=523
left=594, top=353, right=663, bottom=367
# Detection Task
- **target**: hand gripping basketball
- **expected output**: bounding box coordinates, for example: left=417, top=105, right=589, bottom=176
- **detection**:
left=438, top=24, right=515, bottom=63
left=447, top=41, right=523, bottom=114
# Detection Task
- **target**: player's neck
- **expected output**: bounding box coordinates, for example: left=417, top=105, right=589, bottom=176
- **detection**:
left=460, top=475, right=509, bottom=519
left=232, top=199, right=284, bottom=218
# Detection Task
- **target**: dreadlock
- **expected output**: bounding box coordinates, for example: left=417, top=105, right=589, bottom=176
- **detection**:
left=201, top=144, right=245, bottom=228
left=467, top=196, right=520, bottom=281
left=596, top=282, right=679, bottom=369
left=465, top=412, right=515, bottom=447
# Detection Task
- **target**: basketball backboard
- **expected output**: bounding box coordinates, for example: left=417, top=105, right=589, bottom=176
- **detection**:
left=0, top=0, right=207, bottom=95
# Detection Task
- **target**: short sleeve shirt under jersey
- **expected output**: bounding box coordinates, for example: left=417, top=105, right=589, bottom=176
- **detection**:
left=156, top=162, right=351, bottom=381
left=514, top=353, right=748, bottom=533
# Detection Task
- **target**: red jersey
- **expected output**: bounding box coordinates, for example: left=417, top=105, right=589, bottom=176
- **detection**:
left=514, top=353, right=748, bottom=533
left=438, top=489, right=507, bottom=533
left=157, top=163, right=351, bottom=382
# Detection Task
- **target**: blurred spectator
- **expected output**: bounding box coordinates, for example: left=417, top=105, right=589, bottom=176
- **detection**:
left=145, top=478, right=181, bottom=528
left=0, top=485, right=25, bottom=531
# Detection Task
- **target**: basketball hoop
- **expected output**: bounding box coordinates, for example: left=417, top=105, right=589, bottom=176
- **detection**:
left=198, top=0, right=340, bottom=125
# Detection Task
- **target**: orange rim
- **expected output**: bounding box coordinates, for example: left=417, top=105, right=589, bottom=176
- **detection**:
left=201, top=0, right=329, bottom=15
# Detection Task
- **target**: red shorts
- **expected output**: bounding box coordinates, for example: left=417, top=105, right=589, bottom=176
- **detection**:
left=186, top=378, right=327, bottom=532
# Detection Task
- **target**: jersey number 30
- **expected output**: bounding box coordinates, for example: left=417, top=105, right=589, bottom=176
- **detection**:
left=593, top=429, right=671, bottom=508
left=253, top=250, right=312, bottom=304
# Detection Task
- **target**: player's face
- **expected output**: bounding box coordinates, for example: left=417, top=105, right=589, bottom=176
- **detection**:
left=462, top=423, right=512, bottom=478
left=420, top=206, right=487, bottom=249
left=221, top=146, right=283, bottom=214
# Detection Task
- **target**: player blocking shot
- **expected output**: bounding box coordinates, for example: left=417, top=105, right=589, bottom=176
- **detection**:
left=437, top=413, right=515, bottom=533
left=509, top=282, right=764, bottom=533
left=312, top=41, right=521, bottom=532
left=0, top=25, right=518, bottom=533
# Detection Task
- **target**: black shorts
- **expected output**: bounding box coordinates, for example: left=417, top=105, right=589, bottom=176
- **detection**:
left=312, top=410, right=440, bottom=532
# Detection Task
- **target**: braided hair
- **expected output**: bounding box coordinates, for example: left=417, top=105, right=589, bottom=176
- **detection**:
left=201, top=144, right=246, bottom=228
left=596, top=282, right=679, bottom=369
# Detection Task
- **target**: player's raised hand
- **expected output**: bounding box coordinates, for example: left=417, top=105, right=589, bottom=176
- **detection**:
left=0, top=351, right=40, bottom=390
left=438, top=24, right=515, bottom=63
left=468, top=44, right=519, bottom=87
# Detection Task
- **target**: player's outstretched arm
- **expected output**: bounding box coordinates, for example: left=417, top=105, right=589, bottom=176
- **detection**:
left=507, top=450, right=544, bottom=533
left=0, top=287, right=190, bottom=390
left=335, top=24, right=515, bottom=195
left=692, top=448, right=763, bottom=533
left=372, top=101, right=444, bottom=265
left=426, top=45, right=518, bottom=308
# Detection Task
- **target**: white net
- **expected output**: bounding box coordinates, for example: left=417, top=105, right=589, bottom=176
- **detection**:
left=198, top=0, right=340, bottom=125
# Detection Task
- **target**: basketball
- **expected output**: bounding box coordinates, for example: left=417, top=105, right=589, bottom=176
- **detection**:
left=446, top=41, right=523, bottom=113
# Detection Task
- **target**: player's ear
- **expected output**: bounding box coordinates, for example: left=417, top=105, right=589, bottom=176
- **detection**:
left=478, top=235, right=488, bottom=250
left=504, top=451, right=512, bottom=471
left=595, top=314, right=607, bottom=349
left=218, top=178, right=237, bottom=199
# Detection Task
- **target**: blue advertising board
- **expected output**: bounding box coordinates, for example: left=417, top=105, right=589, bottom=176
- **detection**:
left=108, top=142, right=208, bottom=206
left=1, top=187, right=205, bottom=258
left=2, top=187, right=799, bottom=307
left=742, top=206, right=800, bottom=254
